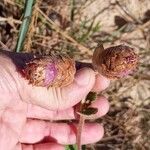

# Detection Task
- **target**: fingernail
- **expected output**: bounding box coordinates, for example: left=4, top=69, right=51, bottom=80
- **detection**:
left=75, top=68, right=93, bottom=86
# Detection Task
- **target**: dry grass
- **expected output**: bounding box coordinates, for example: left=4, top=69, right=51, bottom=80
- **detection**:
left=0, top=0, right=150, bottom=149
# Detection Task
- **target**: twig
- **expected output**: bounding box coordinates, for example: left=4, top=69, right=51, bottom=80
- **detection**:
left=100, top=134, right=125, bottom=142
left=0, top=16, right=22, bottom=24
left=37, top=8, right=92, bottom=56
left=116, top=0, right=142, bottom=24
left=0, top=41, right=9, bottom=51
left=4, top=0, right=23, bottom=8
left=77, top=98, right=86, bottom=150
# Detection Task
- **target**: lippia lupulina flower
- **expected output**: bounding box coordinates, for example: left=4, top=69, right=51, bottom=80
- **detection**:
left=92, top=44, right=138, bottom=79
left=22, top=54, right=75, bottom=87
left=21, top=44, right=138, bottom=88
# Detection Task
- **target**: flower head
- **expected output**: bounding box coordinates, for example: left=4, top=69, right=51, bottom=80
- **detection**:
left=92, top=44, right=138, bottom=79
left=23, top=54, right=75, bottom=87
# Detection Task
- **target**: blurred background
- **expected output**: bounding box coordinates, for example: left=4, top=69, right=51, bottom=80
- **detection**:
left=0, top=0, right=149, bottom=149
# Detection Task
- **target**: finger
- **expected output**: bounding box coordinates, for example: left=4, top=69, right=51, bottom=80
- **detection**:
left=20, top=120, right=104, bottom=145
left=75, top=62, right=110, bottom=92
left=0, top=100, right=27, bottom=150
left=0, top=124, right=18, bottom=150
left=59, top=68, right=96, bottom=109
left=27, top=104, right=75, bottom=120
left=26, top=96, right=109, bottom=120
left=90, top=96, right=109, bottom=119
left=12, top=143, right=21, bottom=150
left=22, top=68, right=95, bottom=110
left=92, top=74, right=110, bottom=92
left=22, top=143, right=64, bottom=150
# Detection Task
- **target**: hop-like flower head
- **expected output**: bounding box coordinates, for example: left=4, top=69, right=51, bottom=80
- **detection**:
left=92, top=44, right=138, bottom=79
left=23, top=54, right=75, bottom=87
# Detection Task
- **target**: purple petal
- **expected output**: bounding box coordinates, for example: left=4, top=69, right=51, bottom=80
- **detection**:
left=118, top=69, right=133, bottom=78
left=44, top=63, right=57, bottom=86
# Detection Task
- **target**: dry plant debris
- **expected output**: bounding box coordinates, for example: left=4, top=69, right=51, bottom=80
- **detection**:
left=0, top=0, right=150, bottom=149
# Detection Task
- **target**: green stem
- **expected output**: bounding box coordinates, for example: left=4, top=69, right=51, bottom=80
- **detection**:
left=16, top=0, right=35, bottom=52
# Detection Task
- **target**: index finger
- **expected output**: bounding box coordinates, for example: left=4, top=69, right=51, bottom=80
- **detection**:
left=76, top=61, right=110, bottom=92
left=92, top=73, right=110, bottom=92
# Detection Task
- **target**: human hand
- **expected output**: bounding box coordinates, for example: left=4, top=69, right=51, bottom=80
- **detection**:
left=0, top=52, right=110, bottom=150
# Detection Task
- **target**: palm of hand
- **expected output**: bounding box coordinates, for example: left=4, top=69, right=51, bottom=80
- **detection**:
left=0, top=55, right=110, bottom=150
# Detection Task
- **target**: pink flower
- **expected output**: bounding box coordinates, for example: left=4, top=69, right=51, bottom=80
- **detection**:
left=92, top=45, right=138, bottom=79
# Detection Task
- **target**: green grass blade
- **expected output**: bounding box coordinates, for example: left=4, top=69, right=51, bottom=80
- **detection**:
left=65, top=145, right=86, bottom=150
left=65, top=145, right=77, bottom=150
left=16, top=0, right=35, bottom=52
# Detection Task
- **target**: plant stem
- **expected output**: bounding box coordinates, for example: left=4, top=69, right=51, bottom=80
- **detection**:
left=76, top=92, right=97, bottom=150
left=77, top=116, right=85, bottom=150
left=16, top=0, right=35, bottom=52
left=77, top=98, right=86, bottom=150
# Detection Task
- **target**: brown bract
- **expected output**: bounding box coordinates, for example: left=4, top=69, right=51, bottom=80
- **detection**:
left=52, top=54, right=76, bottom=87
left=92, top=44, right=138, bottom=79
left=23, top=54, right=75, bottom=87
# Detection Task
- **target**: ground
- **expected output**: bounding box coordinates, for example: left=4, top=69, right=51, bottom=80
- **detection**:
left=0, top=0, right=150, bottom=149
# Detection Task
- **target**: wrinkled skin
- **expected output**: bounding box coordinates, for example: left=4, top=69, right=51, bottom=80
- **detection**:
left=0, top=54, right=110, bottom=150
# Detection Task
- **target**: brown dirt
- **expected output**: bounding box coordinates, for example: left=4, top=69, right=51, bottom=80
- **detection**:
left=0, top=0, right=149, bottom=149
